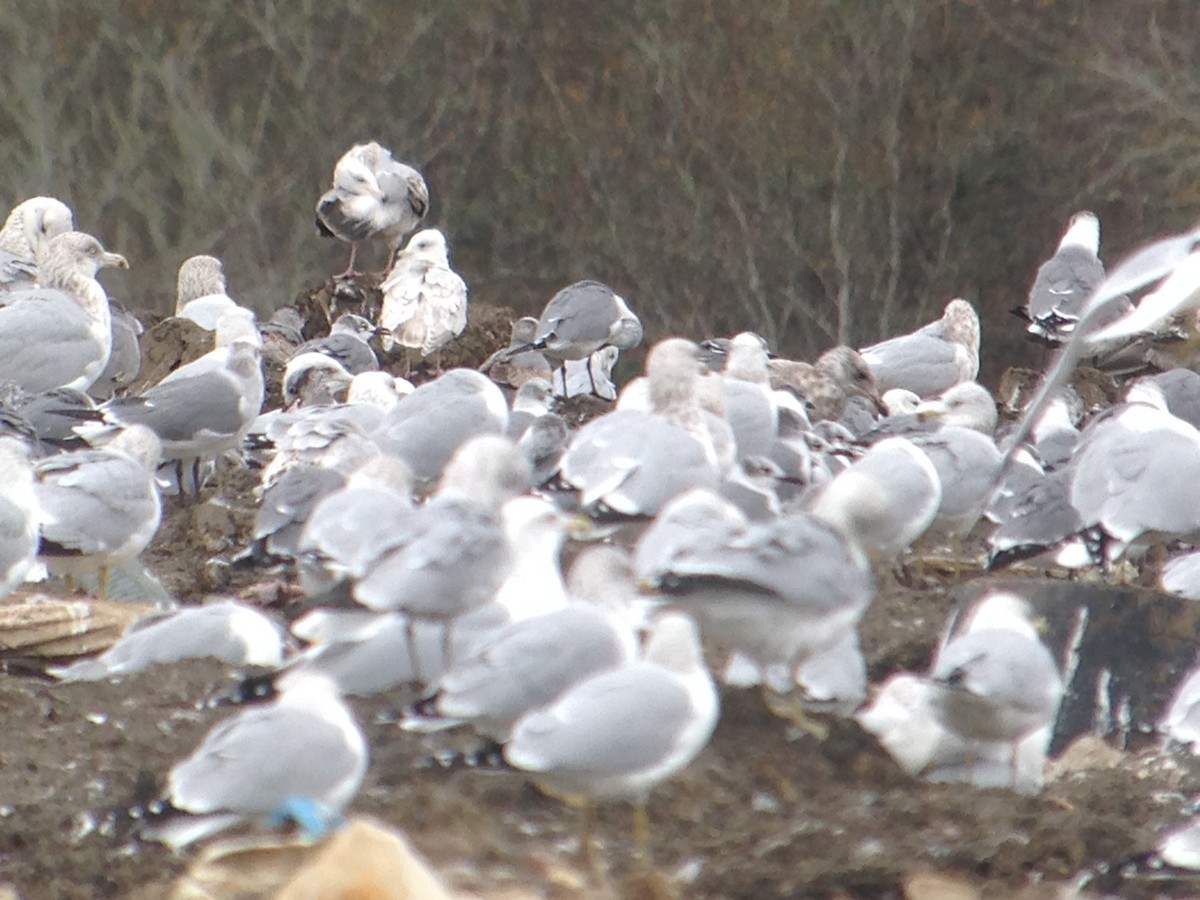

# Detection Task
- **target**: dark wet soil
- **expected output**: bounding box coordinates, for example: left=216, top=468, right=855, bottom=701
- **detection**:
left=1, top=290, right=1199, bottom=899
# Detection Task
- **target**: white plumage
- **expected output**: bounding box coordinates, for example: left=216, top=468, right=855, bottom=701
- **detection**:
left=380, top=228, right=468, bottom=359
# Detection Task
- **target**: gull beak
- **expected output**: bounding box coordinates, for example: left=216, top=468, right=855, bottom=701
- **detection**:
left=102, top=252, right=129, bottom=270
left=565, top=513, right=599, bottom=541
left=914, top=400, right=947, bottom=422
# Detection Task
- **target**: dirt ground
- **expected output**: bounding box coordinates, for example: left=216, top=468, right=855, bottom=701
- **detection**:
left=1, top=289, right=1199, bottom=899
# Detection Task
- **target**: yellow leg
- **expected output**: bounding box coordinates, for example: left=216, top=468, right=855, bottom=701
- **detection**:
left=63, top=574, right=75, bottom=595
left=632, top=802, right=651, bottom=862
left=98, top=567, right=109, bottom=601
left=577, top=800, right=598, bottom=876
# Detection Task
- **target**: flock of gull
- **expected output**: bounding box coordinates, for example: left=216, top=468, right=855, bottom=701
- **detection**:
left=9, top=139, right=1200, bottom=883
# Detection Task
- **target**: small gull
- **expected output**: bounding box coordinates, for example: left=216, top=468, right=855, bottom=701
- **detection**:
left=293, top=313, right=380, bottom=376
left=504, top=611, right=718, bottom=867
left=858, top=298, right=980, bottom=399
left=986, top=465, right=1082, bottom=571
left=316, top=141, right=429, bottom=275
left=282, top=352, right=354, bottom=408
left=719, top=332, right=779, bottom=462
left=0, top=196, right=74, bottom=292
left=925, top=591, right=1064, bottom=788
left=372, top=368, right=508, bottom=484
left=505, top=378, right=554, bottom=440
left=768, top=346, right=884, bottom=421
left=249, top=464, right=348, bottom=561
left=807, top=436, right=942, bottom=563
left=0, top=437, right=39, bottom=599
left=379, top=228, right=468, bottom=366
left=34, top=425, right=162, bottom=597
left=141, top=672, right=367, bottom=851
left=174, top=255, right=237, bottom=330
left=0, top=232, right=127, bottom=393
left=50, top=600, right=285, bottom=682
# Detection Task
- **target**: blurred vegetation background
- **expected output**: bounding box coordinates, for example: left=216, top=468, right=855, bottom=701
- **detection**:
left=3, top=0, right=1199, bottom=382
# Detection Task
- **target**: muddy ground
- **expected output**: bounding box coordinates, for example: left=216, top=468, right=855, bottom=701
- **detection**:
left=0, top=289, right=1199, bottom=899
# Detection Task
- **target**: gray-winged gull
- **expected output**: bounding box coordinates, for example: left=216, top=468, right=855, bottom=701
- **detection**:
left=911, top=381, right=998, bottom=434
left=282, top=352, right=354, bottom=408
left=50, top=600, right=285, bottom=681
left=140, top=672, right=367, bottom=850
left=807, top=436, right=942, bottom=562
left=34, top=425, right=162, bottom=597
left=316, top=141, right=429, bottom=275
left=1126, top=368, right=1200, bottom=430
left=372, top=368, right=508, bottom=484
left=505, top=378, right=554, bottom=440
left=0, top=196, right=74, bottom=291
left=767, top=346, right=884, bottom=421
left=250, top=464, right=348, bottom=560
left=490, top=496, right=573, bottom=622
left=638, top=489, right=873, bottom=693
left=859, top=298, right=980, bottom=399
left=504, top=611, right=718, bottom=867
left=909, top=426, right=1003, bottom=541
left=719, top=332, right=779, bottom=461
left=174, top=255, right=238, bottom=330
left=90, top=305, right=144, bottom=400
left=99, top=337, right=264, bottom=494
left=986, top=465, right=1083, bottom=570
left=518, top=412, right=568, bottom=487
left=524, top=280, right=643, bottom=392
left=1022, top=211, right=1110, bottom=343
left=293, top=313, right=380, bottom=376
left=560, top=339, right=721, bottom=518
left=380, top=228, right=468, bottom=365
left=0, top=437, right=39, bottom=598
left=0, top=232, right=127, bottom=393
left=925, top=591, right=1063, bottom=788
left=1070, top=401, right=1200, bottom=564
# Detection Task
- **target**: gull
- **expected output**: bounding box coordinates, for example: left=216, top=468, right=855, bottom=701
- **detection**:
left=0, top=437, right=39, bottom=599
left=909, top=426, right=1003, bottom=543
left=140, top=672, right=367, bottom=851
left=925, top=591, right=1064, bottom=787
left=372, top=368, right=508, bottom=484
left=859, top=298, right=980, bottom=399
left=480, top=317, right=552, bottom=389
left=379, top=228, right=468, bottom=368
left=768, top=346, right=884, bottom=421
left=282, top=352, right=354, bottom=408
left=1021, top=211, right=1112, bottom=343
left=316, top=141, right=429, bottom=276
left=174, top=255, right=237, bottom=330
left=524, top=280, right=643, bottom=393
left=293, top=313, right=381, bottom=376
left=34, top=425, right=162, bottom=597
left=0, top=196, right=74, bottom=292
left=504, top=612, right=718, bottom=869
left=90, top=305, right=144, bottom=400
left=50, top=600, right=285, bottom=681
left=0, top=232, right=127, bottom=393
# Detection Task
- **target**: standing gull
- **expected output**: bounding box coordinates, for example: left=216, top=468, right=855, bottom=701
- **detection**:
left=0, top=196, right=74, bottom=292
left=316, top=141, right=429, bottom=276
left=1021, top=211, right=1112, bottom=344
left=0, top=232, right=127, bottom=393
left=140, top=673, right=368, bottom=850
left=504, top=612, right=718, bottom=869
left=858, top=299, right=980, bottom=399
left=380, top=228, right=468, bottom=368
left=0, top=437, right=39, bottom=599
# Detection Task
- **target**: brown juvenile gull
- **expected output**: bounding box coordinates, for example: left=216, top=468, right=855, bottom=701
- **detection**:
left=379, top=228, right=468, bottom=368
left=0, top=232, right=127, bottom=393
left=174, top=254, right=238, bottom=330
left=315, top=141, right=429, bottom=276
left=859, top=298, right=980, bottom=399
left=480, top=317, right=552, bottom=389
left=0, top=196, right=74, bottom=292
left=768, top=345, right=884, bottom=422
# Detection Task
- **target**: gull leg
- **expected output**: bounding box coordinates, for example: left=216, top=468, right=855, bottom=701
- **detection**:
left=632, top=802, right=652, bottom=864
left=761, top=685, right=828, bottom=740
left=98, top=566, right=109, bottom=601
left=63, top=574, right=75, bottom=596
left=406, top=619, right=424, bottom=685
left=576, top=800, right=599, bottom=877
left=586, top=355, right=598, bottom=396
left=336, top=243, right=359, bottom=279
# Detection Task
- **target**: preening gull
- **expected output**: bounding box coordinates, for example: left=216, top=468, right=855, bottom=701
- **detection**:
left=768, top=346, right=884, bottom=421
left=141, top=672, right=367, bottom=850
left=316, top=141, right=429, bottom=275
left=50, top=600, right=285, bottom=682
left=0, top=232, right=127, bottom=393
left=0, top=437, right=39, bottom=599
left=293, top=313, right=380, bottom=376
left=380, top=228, right=468, bottom=363
left=504, top=612, right=718, bottom=866
left=372, top=368, right=508, bottom=484
left=859, top=299, right=980, bottom=399
left=1022, top=211, right=1110, bottom=343
left=925, top=592, right=1063, bottom=787
left=0, top=196, right=74, bottom=291
left=34, top=425, right=162, bottom=597
left=174, top=255, right=238, bottom=330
